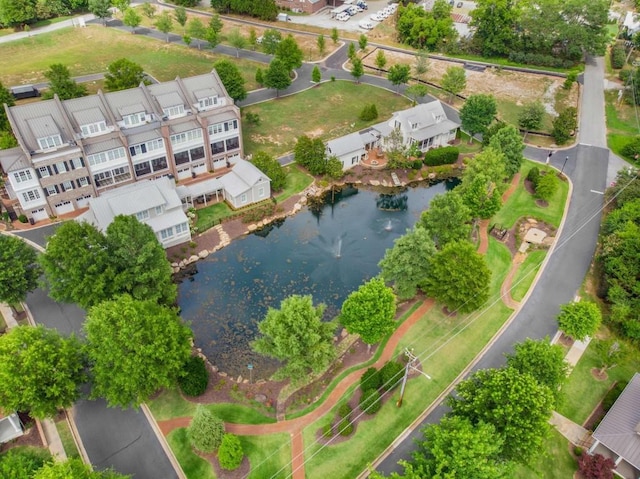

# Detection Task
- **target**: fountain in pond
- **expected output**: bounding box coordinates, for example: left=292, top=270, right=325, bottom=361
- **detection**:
left=178, top=180, right=459, bottom=378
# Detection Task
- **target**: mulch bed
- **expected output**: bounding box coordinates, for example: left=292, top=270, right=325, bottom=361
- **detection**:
left=0, top=413, right=44, bottom=454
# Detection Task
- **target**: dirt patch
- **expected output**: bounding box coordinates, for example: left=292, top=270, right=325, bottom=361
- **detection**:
left=535, top=199, right=549, bottom=207
left=590, top=368, right=608, bottom=382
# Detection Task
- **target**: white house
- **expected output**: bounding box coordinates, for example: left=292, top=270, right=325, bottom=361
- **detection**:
left=77, top=176, right=191, bottom=248
left=218, top=159, right=271, bottom=209
left=326, top=132, right=368, bottom=171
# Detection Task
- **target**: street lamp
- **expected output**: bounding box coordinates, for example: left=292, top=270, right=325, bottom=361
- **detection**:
left=247, top=363, right=253, bottom=384
left=560, top=156, right=569, bottom=175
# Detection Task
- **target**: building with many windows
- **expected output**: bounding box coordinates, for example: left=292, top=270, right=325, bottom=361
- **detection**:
left=0, top=70, right=243, bottom=223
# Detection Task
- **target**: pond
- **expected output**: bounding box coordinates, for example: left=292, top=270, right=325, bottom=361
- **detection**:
left=178, top=180, right=459, bottom=379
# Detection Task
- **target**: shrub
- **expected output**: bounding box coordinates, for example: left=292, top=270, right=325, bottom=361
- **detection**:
left=621, top=136, right=640, bottom=160
left=336, top=415, right=354, bottom=436
left=611, top=45, right=626, bottom=69
left=423, top=146, right=459, bottom=166
left=602, top=381, right=628, bottom=412
left=527, top=166, right=540, bottom=188
left=322, top=423, right=332, bottom=438
left=535, top=172, right=558, bottom=201
left=188, top=405, right=225, bottom=453
left=360, top=388, right=382, bottom=414
left=507, top=51, right=574, bottom=69
left=245, top=112, right=260, bottom=125
left=359, top=103, right=379, bottom=121
left=338, top=402, right=352, bottom=418
left=574, top=446, right=584, bottom=456
left=563, top=71, right=578, bottom=90
left=218, top=433, right=244, bottom=470
left=360, top=367, right=382, bottom=391
left=18, top=214, right=27, bottom=223
left=380, top=360, right=404, bottom=391
left=578, top=453, right=616, bottom=479
left=619, top=68, right=632, bottom=83
left=178, top=356, right=209, bottom=397
left=0, top=447, right=51, bottom=478
left=411, top=159, right=423, bottom=170
left=552, top=107, right=577, bottom=145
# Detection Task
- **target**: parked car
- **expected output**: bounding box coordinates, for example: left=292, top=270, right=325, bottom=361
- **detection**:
left=359, top=20, right=374, bottom=30
left=348, top=6, right=358, bottom=15
left=370, top=13, right=382, bottom=21
left=357, top=1, right=368, bottom=9
left=456, top=1, right=463, bottom=6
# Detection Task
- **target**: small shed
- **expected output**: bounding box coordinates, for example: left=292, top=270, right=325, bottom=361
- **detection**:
left=10, top=85, right=40, bottom=100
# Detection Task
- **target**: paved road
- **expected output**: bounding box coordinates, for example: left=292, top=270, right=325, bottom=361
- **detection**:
left=376, top=56, right=612, bottom=474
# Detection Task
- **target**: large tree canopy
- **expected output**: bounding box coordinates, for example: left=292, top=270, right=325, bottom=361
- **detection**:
left=251, top=150, right=285, bottom=190
left=104, top=58, right=146, bottom=91
left=557, top=301, right=602, bottom=341
left=459, top=94, right=497, bottom=140
left=379, top=227, right=437, bottom=300
left=252, top=295, right=335, bottom=384
left=85, top=294, right=192, bottom=408
left=214, top=59, right=247, bottom=102
left=33, top=457, right=129, bottom=479
left=340, top=277, right=396, bottom=347
left=0, top=325, right=85, bottom=418
left=0, top=234, right=41, bottom=305
left=396, top=1, right=456, bottom=50
left=417, top=191, right=472, bottom=249
left=274, top=35, right=304, bottom=72
left=488, top=124, right=525, bottom=178
left=43, top=63, right=87, bottom=100
left=470, top=0, right=520, bottom=57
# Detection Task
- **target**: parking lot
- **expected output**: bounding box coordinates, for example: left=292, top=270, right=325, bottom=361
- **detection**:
left=288, top=0, right=399, bottom=33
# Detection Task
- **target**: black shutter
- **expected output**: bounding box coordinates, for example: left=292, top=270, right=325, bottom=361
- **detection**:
left=52, top=164, right=58, bottom=174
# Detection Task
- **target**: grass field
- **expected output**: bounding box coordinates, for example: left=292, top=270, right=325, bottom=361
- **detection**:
left=0, top=25, right=261, bottom=89
left=241, top=81, right=412, bottom=156
left=240, top=434, right=291, bottom=479
left=514, top=428, right=577, bottom=478
left=510, top=249, right=547, bottom=302
left=604, top=90, right=640, bottom=160
left=55, top=417, right=80, bottom=459
left=167, top=428, right=215, bottom=479
left=491, top=160, right=569, bottom=229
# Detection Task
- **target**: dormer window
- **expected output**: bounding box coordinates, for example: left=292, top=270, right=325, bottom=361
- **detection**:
left=198, top=96, right=217, bottom=110
left=163, top=105, right=185, bottom=118
left=411, top=122, right=418, bottom=130
left=435, top=114, right=445, bottom=122
left=81, top=121, right=107, bottom=137
left=123, top=112, right=146, bottom=126
left=394, top=120, right=401, bottom=129
left=37, top=135, right=62, bottom=150
left=136, top=210, right=150, bottom=221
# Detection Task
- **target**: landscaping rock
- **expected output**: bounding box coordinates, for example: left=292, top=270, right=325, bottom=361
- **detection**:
left=237, top=375, right=243, bottom=383
left=254, top=394, right=267, bottom=403
left=198, top=250, right=209, bottom=259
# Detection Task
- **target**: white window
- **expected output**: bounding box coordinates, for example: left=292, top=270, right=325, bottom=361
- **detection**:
left=163, top=105, right=185, bottom=118
left=155, top=206, right=163, bottom=215
left=38, top=166, right=50, bottom=178
left=224, top=120, right=238, bottom=132
left=13, top=170, right=33, bottom=183
left=136, top=210, right=149, bottom=221
left=22, top=189, right=41, bottom=202
left=37, top=135, right=62, bottom=150
left=175, top=222, right=188, bottom=234
left=160, top=227, right=174, bottom=240
left=62, top=180, right=74, bottom=191
left=77, top=177, right=89, bottom=187
left=240, top=193, right=247, bottom=204
left=198, top=96, right=217, bottom=110
left=80, top=121, right=107, bottom=136
left=411, top=122, right=418, bottom=130
left=170, top=129, right=203, bottom=146
left=45, top=185, right=58, bottom=196
left=70, top=158, right=84, bottom=169
left=56, top=162, right=67, bottom=173
left=148, top=139, right=163, bottom=151
left=123, top=112, right=146, bottom=126
left=258, top=187, right=265, bottom=198
left=208, top=123, right=223, bottom=135
left=87, top=148, right=126, bottom=167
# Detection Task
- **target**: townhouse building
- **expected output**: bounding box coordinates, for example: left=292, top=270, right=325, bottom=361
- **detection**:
left=0, top=70, right=243, bottom=223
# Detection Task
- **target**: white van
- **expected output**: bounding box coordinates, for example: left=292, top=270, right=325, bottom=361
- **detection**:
left=277, top=13, right=291, bottom=21
left=359, top=20, right=374, bottom=30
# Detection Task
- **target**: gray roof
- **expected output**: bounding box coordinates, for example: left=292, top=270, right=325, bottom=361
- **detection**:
left=154, top=92, right=184, bottom=109
left=144, top=208, right=188, bottom=233
left=170, top=120, right=201, bottom=135
left=327, top=132, right=365, bottom=157
left=410, top=119, right=459, bottom=141
left=84, top=138, right=124, bottom=156
left=104, top=88, right=155, bottom=120
left=593, top=372, right=640, bottom=469
left=220, top=159, right=269, bottom=197
left=180, top=177, right=224, bottom=198
left=202, top=109, right=237, bottom=124
left=180, top=71, right=229, bottom=104
left=63, top=94, right=111, bottom=128
left=27, top=115, right=61, bottom=138
left=71, top=107, right=106, bottom=126
left=0, top=147, right=30, bottom=173
left=7, top=99, right=75, bottom=152
left=126, top=128, right=163, bottom=146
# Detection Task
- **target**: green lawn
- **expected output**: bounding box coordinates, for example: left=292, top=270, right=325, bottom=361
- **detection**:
left=0, top=15, right=76, bottom=37
left=148, top=388, right=275, bottom=424
left=491, top=160, right=569, bottom=229
left=0, top=25, right=261, bottom=88
left=514, top=428, right=577, bottom=478
left=55, top=417, right=80, bottom=459
left=275, top=166, right=314, bottom=203
left=194, top=202, right=230, bottom=232
left=240, top=434, right=292, bottom=479
left=604, top=90, right=640, bottom=160
left=510, top=250, right=547, bottom=302
left=241, top=81, right=412, bottom=156
left=557, top=340, right=640, bottom=425
left=167, top=428, right=216, bottom=479
left=496, top=99, right=553, bottom=133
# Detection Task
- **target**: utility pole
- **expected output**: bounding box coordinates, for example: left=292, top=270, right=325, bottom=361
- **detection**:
left=396, top=348, right=431, bottom=408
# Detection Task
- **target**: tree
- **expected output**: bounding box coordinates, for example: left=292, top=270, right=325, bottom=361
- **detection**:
left=470, top=0, right=519, bottom=57
left=88, top=0, right=111, bottom=25
left=464, top=147, right=507, bottom=189
left=252, top=295, right=336, bottom=384
left=250, top=150, right=286, bottom=191
left=247, top=28, right=257, bottom=50
left=505, top=338, right=569, bottom=406
left=535, top=172, right=557, bottom=201
left=275, top=35, right=303, bottom=72
left=488, top=124, right=524, bottom=178
left=293, top=135, right=327, bottom=175
left=261, top=28, right=282, bottom=55
left=40, top=221, right=114, bottom=309
left=188, top=405, right=225, bottom=453
left=317, top=34, right=326, bottom=55
left=518, top=101, right=545, bottom=140
left=414, top=50, right=429, bottom=79
left=85, top=294, right=192, bottom=408
left=214, top=59, right=247, bottom=102
left=459, top=94, right=497, bottom=142
left=387, top=64, right=411, bottom=93
left=348, top=42, right=356, bottom=61
left=340, top=277, right=396, bottom=351
left=154, top=11, right=173, bottom=42
left=0, top=235, right=41, bottom=305
left=208, top=12, right=223, bottom=34
left=0, top=447, right=51, bottom=479
left=0, top=80, right=15, bottom=131
left=173, top=5, right=187, bottom=31
left=417, top=191, right=472, bottom=248
left=263, top=58, right=291, bottom=97
left=140, top=1, right=155, bottom=18
left=405, top=84, right=428, bottom=104
left=374, top=49, right=387, bottom=72
left=105, top=215, right=177, bottom=307
left=311, top=65, right=321, bottom=83
left=408, top=416, right=510, bottom=479
left=204, top=20, right=220, bottom=49
left=112, top=0, right=129, bottom=19
left=326, top=155, right=344, bottom=179
left=104, top=58, right=145, bottom=91
left=460, top=173, right=502, bottom=219
left=43, top=64, right=87, bottom=100
left=424, top=240, right=490, bottom=313
left=578, top=453, right=616, bottom=479
left=255, top=67, right=264, bottom=86
left=358, top=33, right=368, bottom=51
left=448, top=367, right=554, bottom=463
left=379, top=227, right=437, bottom=300
left=331, top=26, right=339, bottom=44
left=218, top=434, right=244, bottom=470
left=351, top=57, right=364, bottom=83
left=122, top=7, right=141, bottom=33
left=552, top=107, right=577, bottom=145
left=0, top=326, right=84, bottom=419
left=186, top=18, right=206, bottom=49
left=557, top=301, right=601, bottom=341
left=440, top=66, right=466, bottom=102
left=33, top=458, right=130, bottom=479
left=227, top=28, right=247, bottom=57
left=593, top=339, right=627, bottom=376
left=396, top=2, right=456, bottom=50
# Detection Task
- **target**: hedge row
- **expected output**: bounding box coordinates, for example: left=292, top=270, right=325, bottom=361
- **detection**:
left=423, top=146, right=459, bottom=166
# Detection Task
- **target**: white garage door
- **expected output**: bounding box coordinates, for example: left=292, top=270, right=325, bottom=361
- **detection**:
left=192, top=162, right=207, bottom=175
left=30, top=208, right=48, bottom=222
left=54, top=200, right=74, bottom=215
left=76, top=195, right=92, bottom=208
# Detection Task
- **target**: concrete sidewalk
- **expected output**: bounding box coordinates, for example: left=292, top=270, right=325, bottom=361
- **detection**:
left=550, top=411, right=594, bottom=449
left=0, top=14, right=95, bottom=44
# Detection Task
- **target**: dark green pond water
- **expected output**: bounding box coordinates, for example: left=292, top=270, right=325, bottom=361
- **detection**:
left=178, top=180, right=458, bottom=379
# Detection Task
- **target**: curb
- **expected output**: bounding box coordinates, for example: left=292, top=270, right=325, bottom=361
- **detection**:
left=141, top=404, right=188, bottom=479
